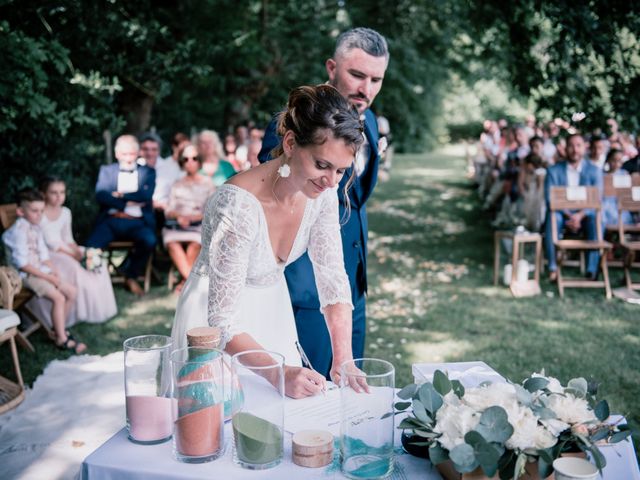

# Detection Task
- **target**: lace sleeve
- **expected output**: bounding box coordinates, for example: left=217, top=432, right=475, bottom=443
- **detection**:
left=307, top=189, right=353, bottom=312
left=206, top=189, right=259, bottom=347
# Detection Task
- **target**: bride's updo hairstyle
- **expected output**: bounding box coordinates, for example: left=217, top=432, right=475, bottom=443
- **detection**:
left=273, top=84, right=363, bottom=156
left=272, top=84, right=364, bottom=218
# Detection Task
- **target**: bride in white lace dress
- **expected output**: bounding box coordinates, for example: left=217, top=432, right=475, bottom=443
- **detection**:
left=172, top=85, right=364, bottom=398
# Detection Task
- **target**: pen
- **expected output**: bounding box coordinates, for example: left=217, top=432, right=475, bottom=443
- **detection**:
left=295, top=341, right=326, bottom=395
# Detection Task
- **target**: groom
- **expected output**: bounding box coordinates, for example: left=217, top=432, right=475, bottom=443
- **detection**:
left=259, top=27, right=389, bottom=378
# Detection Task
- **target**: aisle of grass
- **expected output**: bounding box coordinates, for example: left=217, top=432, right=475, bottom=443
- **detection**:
left=3, top=145, right=638, bottom=436
left=365, top=145, right=639, bottom=433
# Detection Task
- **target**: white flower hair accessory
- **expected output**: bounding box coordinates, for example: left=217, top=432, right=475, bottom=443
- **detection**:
left=277, top=163, right=291, bottom=178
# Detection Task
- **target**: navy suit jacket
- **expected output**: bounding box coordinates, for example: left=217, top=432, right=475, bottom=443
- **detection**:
left=259, top=109, right=380, bottom=309
left=94, top=163, right=156, bottom=229
left=544, top=160, right=603, bottom=206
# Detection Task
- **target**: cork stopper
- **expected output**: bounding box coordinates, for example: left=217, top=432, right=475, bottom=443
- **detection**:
left=186, top=327, right=221, bottom=348
left=292, top=430, right=334, bottom=468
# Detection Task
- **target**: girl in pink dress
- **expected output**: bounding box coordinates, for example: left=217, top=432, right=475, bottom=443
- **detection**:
left=40, top=177, right=117, bottom=323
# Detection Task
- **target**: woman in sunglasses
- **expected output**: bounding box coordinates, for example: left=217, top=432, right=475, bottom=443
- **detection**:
left=163, top=143, right=215, bottom=292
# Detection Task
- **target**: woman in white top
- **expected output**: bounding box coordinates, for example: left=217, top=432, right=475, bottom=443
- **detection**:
left=40, top=177, right=117, bottom=323
left=172, top=85, right=362, bottom=398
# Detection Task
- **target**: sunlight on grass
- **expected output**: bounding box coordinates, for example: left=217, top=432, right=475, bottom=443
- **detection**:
left=406, top=337, right=475, bottom=364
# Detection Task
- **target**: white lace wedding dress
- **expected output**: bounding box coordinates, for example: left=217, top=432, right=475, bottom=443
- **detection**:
left=171, top=184, right=352, bottom=366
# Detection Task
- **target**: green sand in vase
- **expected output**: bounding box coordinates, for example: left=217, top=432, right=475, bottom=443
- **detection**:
left=232, top=412, right=283, bottom=466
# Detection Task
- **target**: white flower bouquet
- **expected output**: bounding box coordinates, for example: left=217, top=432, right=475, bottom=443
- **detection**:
left=83, top=247, right=105, bottom=273
left=395, top=370, right=633, bottom=479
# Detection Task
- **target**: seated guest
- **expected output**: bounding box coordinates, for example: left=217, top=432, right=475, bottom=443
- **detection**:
left=586, top=134, right=607, bottom=170
left=223, top=133, right=240, bottom=171
left=622, top=137, right=640, bottom=174
left=2, top=188, right=85, bottom=353
left=518, top=153, right=546, bottom=232
left=40, top=176, right=117, bottom=323
left=544, top=134, right=603, bottom=282
left=602, top=149, right=633, bottom=227
left=247, top=139, right=262, bottom=169
left=154, top=132, right=188, bottom=211
left=86, top=134, right=156, bottom=296
left=163, top=144, right=215, bottom=292
left=197, top=129, right=236, bottom=186
left=138, top=132, right=162, bottom=169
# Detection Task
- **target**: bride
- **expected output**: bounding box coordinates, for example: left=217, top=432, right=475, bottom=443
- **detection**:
left=172, top=85, right=363, bottom=398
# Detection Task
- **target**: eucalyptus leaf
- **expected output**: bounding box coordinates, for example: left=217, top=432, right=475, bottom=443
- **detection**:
left=523, top=376, right=549, bottom=393
left=464, top=431, right=500, bottom=476
left=412, top=399, right=433, bottom=425
left=381, top=411, right=394, bottom=419
left=538, top=455, right=553, bottom=479
left=397, top=383, right=418, bottom=400
left=449, top=443, right=478, bottom=473
left=433, top=370, right=452, bottom=396
left=589, top=428, right=610, bottom=442
left=418, top=383, right=443, bottom=415
left=588, top=444, right=607, bottom=471
left=398, top=417, right=428, bottom=430
left=414, top=430, right=439, bottom=439
left=594, top=400, right=610, bottom=421
left=567, top=378, right=588, bottom=398
left=538, top=448, right=554, bottom=464
left=475, top=406, right=514, bottom=444
left=394, top=401, right=412, bottom=411
left=429, top=443, right=449, bottom=465
left=514, top=384, right=532, bottom=406
left=532, top=406, right=556, bottom=420
left=451, top=380, right=465, bottom=398
left=609, top=430, right=632, bottom=443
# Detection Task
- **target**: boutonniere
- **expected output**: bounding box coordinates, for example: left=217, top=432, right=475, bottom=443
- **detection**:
left=378, top=137, right=388, bottom=155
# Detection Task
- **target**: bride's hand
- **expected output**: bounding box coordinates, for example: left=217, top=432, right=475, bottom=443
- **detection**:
left=284, top=366, right=326, bottom=399
left=330, top=360, right=370, bottom=394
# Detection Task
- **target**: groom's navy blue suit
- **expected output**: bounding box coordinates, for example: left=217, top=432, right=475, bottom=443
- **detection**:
left=259, top=109, right=380, bottom=378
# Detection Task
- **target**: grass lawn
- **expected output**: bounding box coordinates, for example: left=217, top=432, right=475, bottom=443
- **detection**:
left=3, top=145, right=638, bottom=440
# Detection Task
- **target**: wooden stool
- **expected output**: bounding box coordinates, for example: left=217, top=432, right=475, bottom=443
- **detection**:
left=494, top=230, right=542, bottom=297
left=0, top=309, right=25, bottom=414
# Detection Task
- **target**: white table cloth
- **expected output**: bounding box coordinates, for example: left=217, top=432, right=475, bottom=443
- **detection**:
left=81, top=362, right=640, bottom=480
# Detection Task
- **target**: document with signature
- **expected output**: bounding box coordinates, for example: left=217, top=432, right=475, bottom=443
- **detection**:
left=284, top=384, right=377, bottom=436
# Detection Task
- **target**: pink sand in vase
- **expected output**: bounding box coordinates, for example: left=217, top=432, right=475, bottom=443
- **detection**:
left=126, top=395, right=176, bottom=443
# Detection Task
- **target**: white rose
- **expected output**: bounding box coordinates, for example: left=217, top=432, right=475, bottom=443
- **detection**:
left=464, top=383, right=518, bottom=412
left=547, top=393, right=596, bottom=425
left=434, top=400, right=480, bottom=451
left=541, top=418, right=570, bottom=436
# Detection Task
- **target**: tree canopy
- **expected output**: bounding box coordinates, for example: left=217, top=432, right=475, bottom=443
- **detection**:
left=2, top=1, right=639, bottom=235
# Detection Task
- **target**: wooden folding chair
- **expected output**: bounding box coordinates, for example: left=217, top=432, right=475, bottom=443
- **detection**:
left=603, top=174, right=636, bottom=267
left=0, top=204, right=55, bottom=351
left=105, top=241, right=153, bottom=293
left=549, top=186, right=612, bottom=298
left=0, top=267, right=25, bottom=414
left=618, top=187, right=640, bottom=290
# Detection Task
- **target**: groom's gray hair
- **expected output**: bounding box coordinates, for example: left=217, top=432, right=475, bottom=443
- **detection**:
left=334, top=27, right=389, bottom=60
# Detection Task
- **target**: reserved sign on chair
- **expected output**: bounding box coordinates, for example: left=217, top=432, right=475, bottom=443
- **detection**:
left=613, top=175, right=632, bottom=188
left=566, top=186, right=587, bottom=201
left=632, top=186, right=640, bottom=202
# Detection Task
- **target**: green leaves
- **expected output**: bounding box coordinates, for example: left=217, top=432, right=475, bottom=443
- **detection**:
left=594, top=400, right=609, bottom=422
left=449, top=443, right=478, bottom=473
left=475, top=406, right=514, bottom=444
left=418, top=383, right=443, bottom=415
left=523, top=376, right=549, bottom=393
left=566, top=378, right=588, bottom=398
left=433, top=370, right=452, bottom=396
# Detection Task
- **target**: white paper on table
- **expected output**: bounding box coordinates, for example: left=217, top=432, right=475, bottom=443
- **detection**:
left=284, top=384, right=380, bottom=436
left=632, top=186, right=640, bottom=202
left=412, top=361, right=505, bottom=388
left=566, top=186, right=587, bottom=201
left=613, top=175, right=632, bottom=188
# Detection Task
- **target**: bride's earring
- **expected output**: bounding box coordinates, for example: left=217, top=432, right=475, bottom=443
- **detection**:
left=277, top=160, right=291, bottom=178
